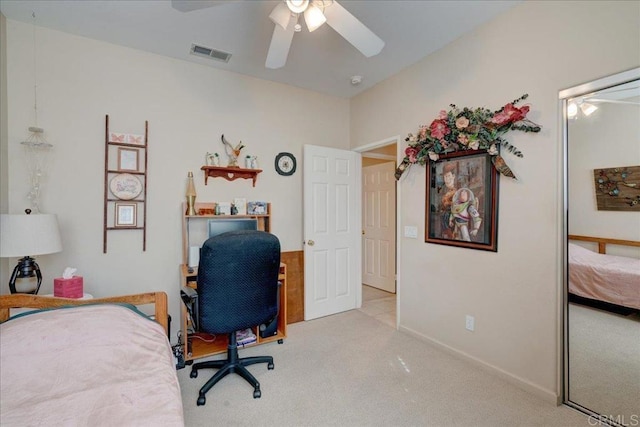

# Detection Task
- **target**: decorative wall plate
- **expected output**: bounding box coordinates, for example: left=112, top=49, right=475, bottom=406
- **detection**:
left=110, top=173, right=143, bottom=200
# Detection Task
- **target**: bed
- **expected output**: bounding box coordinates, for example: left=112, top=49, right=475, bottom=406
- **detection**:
left=568, top=235, right=640, bottom=311
left=0, top=292, right=184, bottom=426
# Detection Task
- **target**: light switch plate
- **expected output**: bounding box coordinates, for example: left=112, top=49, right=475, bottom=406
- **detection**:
left=465, top=315, right=475, bottom=332
left=404, top=226, right=418, bottom=238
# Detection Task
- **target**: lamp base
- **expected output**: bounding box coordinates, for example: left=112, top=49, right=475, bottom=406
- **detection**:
left=9, top=256, right=42, bottom=294
left=186, top=195, right=197, bottom=216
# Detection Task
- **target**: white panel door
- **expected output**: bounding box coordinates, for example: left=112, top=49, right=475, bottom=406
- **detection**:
left=303, top=145, right=361, bottom=321
left=362, top=162, right=396, bottom=293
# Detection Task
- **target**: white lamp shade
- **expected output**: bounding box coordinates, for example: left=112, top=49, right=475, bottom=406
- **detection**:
left=0, top=213, right=62, bottom=257
left=304, top=3, right=327, bottom=32
left=269, top=2, right=292, bottom=30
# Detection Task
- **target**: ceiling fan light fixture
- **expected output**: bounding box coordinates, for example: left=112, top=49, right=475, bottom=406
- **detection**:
left=269, top=2, right=292, bottom=30
left=580, top=102, right=598, bottom=116
left=286, top=0, right=309, bottom=14
left=567, top=102, right=578, bottom=118
left=304, top=3, right=327, bottom=32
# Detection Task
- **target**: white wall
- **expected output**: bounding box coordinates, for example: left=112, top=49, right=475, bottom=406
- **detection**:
left=350, top=1, right=640, bottom=401
left=1, top=14, right=8, bottom=280
left=4, top=21, right=350, bottom=332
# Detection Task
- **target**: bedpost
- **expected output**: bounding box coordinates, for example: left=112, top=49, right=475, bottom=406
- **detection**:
left=154, top=291, right=169, bottom=336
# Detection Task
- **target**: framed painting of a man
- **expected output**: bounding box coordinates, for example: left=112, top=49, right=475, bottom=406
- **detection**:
left=425, top=150, right=499, bottom=251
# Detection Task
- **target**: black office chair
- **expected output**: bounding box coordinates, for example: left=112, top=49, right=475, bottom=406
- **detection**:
left=189, top=230, right=281, bottom=406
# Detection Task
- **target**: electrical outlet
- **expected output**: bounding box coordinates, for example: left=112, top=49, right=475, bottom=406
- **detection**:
left=465, top=315, right=475, bottom=332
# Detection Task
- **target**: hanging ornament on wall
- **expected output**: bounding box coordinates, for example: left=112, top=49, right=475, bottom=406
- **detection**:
left=21, top=11, right=53, bottom=213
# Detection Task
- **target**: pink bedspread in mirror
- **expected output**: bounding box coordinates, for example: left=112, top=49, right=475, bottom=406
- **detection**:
left=569, top=243, right=640, bottom=310
left=0, top=304, right=184, bottom=426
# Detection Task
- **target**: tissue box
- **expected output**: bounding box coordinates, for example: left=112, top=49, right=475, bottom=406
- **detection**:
left=54, top=276, right=84, bottom=298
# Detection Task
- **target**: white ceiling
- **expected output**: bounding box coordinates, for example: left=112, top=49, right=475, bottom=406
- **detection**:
left=0, top=0, right=519, bottom=98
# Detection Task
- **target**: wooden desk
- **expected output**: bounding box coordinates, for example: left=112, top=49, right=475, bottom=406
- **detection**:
left=179, top=263, right=287, bottom=362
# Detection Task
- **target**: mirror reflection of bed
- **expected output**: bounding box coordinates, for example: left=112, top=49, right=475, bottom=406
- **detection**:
left=563, top=69, right=640, bottom=424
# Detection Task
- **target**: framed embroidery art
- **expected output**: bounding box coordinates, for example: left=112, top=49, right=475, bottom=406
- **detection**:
left=115, top=202, right=137, bottom=227
left=425, top=150, right=499, bottom=251
left=117, top=147, right=139, bottom=172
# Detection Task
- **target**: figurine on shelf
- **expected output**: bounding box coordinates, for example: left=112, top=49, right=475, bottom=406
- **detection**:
left=221, top=134, right=244, bottom=168
left=251, top=156, right=258, bottom=169
left=244, top=155, right=252, bottom=169
left=206, top=152, right=220, bottom=166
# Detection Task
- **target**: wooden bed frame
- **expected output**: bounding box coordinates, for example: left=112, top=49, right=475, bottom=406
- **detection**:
left=568, top=234, right=640, bottom=254
left=0, top=292, right=169, bottom=335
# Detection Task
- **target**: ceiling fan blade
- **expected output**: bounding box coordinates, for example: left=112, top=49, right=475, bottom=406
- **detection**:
left=265, top=23, right=295, bottom=69
left=171, top=0, right=236, bottom=13
left=324, top=1, right=384, bottom=57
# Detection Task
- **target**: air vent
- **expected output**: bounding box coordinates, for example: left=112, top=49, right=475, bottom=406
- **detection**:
left=190, top=44, right=232, bottom=63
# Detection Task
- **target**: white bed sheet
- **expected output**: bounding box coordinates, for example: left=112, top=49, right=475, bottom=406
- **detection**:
left=0, top=304, right=184, bottom=426
left=569, top=243, right=640, bottom=310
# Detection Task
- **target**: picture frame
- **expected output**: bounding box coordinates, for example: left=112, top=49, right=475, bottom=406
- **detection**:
left=217, top=202, right=231, bottom=216
left=425, top=150, right=499, bottom=251
left=117, top=147, right=139, bottom=172
left=247, top=201, right=267, bottom=215
left=115, top=202, right=137, bottom=227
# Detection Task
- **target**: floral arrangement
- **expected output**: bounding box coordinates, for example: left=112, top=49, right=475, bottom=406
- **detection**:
left=395, top=94, right=541, bottom=180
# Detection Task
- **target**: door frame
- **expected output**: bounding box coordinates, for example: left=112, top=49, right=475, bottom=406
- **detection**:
left=353, top=135, right=401, bottom=328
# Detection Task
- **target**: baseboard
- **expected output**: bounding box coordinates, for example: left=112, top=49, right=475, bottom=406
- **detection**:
left=399, top=325, right=560, bottom=405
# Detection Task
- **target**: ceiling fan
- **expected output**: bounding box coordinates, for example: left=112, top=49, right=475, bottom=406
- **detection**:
left=171, top=0, right=385, bottom=69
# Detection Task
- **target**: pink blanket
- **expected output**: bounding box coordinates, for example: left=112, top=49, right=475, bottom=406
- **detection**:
left=569, top=243, right=640, bottom=310
left=0, top=304, right=184, bottom=426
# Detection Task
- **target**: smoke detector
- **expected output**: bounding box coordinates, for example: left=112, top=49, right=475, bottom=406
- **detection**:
left=350, top=75, right=363, bottom=85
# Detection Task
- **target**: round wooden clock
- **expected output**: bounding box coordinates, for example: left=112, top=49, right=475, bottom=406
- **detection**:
left=275, top=152, right=297, bottom=176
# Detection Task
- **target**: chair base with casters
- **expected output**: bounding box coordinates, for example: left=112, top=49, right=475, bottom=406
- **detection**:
left=190, top=331, right=274, bottom=406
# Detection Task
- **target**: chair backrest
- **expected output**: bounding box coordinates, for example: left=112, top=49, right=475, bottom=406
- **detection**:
left=197, top=230, right=281, bottom=335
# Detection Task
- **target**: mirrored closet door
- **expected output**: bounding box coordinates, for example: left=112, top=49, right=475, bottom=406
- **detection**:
left=561, top=68, right=640, bottom=426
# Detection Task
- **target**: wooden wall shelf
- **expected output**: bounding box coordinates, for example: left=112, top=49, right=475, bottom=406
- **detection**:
left=201, top=166, right=262, bottom=187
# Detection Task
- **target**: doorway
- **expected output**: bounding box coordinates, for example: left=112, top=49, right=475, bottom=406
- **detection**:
left=356, top=137, right=398, bottom=327
left=362, top=160, right=396, bottom=293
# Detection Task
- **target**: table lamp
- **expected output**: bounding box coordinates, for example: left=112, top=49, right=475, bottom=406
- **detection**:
left=0, top=210, right=62, bottom=294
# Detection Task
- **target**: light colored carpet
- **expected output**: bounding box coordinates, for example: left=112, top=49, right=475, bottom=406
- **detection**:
left=568, top=302, right=640, bottom=420
left=178, top=309, right=589, bottom=426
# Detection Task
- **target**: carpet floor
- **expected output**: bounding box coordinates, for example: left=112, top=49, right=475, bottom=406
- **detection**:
left=177, top=309, right=589, bottom=426
left=568, top=302, right=640, bottom=420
